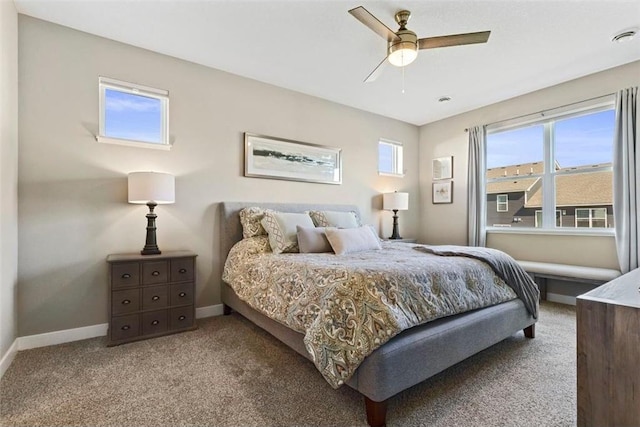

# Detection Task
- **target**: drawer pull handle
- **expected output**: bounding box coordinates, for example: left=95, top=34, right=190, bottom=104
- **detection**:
left=152, top=296, right=160, bottom=301
left=122, top=299, right=131, bottom=305
left=178, top=315, right=186, bottom=321
left=121, top=325, right=130, bottom=331
left=151, top=271, right=160, bottom=277
left=151, top=320, right=160, bottom=326
left=179, top=268, right=187, bottom=274
left=179, top=292, right=186, bottom=298
left=121, top=273, right=131, bottom=279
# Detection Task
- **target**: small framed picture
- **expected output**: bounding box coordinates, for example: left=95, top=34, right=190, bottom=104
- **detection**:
left=433, top=181, right=453, bottom=204
left=433, top=156, right=453, bottom=180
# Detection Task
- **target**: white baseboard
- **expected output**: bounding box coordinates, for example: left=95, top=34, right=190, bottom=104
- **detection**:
left=18, top=323, right=109, bottom=351
left=546, top=292, right=576, bottom=306
left=15, top=304, right=223, bottom=352
left=0, top=339, right=18, bottom=379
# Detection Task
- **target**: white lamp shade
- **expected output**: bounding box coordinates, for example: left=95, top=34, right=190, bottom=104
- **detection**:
left=383, top=192, right=409, bottom=211
left=128, top=172, right=175, bottom=204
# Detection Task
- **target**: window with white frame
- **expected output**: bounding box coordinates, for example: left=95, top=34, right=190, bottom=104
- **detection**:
left=378, top=139, right=403, bottom=176
left=98, top=77, right=170, bottom=149
left=496, top=194, right=508, bottom=212
left=575, top=208, right=608, bottom=228
left=535, top=210, right=562, bottom=227
left=485, top=96, right=615, bottom=231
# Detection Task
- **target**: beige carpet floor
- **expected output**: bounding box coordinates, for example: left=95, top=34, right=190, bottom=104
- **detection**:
left=1, top=301, right=576, bottom=427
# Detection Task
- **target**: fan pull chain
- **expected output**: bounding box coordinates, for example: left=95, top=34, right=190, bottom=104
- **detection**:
left=402, top=64, right=405, bottom=94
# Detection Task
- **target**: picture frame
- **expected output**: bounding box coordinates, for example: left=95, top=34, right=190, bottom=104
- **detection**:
left=432, top=181, right=453, bottom=204
left=433, top=156, right=453, bottom=180
left=244, top=133, right=342, bottom=185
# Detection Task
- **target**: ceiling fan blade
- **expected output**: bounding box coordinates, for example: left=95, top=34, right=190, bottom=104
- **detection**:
left=364, top=56, right=389, bottom=83
left=349, top=6, right=400, bottom=43
left=418, top=31, right=491, bottom=50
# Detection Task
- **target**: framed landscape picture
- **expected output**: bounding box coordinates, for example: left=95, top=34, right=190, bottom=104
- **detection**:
left=433, top=181, right=453, bottom=204
left=433, top=156, right=453, bottom=180
left=244, top=133, right=342, bottom=185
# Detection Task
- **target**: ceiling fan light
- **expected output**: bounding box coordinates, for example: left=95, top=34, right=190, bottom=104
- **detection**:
left=388, top=43, right=417, bottom=67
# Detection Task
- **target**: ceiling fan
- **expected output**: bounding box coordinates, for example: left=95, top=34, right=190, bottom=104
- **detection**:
left=348, top=6, right=491, bottom=82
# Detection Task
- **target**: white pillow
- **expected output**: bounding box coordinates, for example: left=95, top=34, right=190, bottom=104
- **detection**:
left=324, top=226, right=382, bottom=255
left=309, top=210, right=361, bottom=228
left=260, top=211, right=315, bottom=254
left=297, top=226, right=333, bottom=253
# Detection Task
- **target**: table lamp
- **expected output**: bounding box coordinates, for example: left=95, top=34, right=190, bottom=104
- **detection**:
left=383, top=191, right=409, bottom=239
left=128, top=172, right=175, bottom=255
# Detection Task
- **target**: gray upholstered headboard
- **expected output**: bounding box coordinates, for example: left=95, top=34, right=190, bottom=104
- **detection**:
left=220, top=202, right=361, bottom=262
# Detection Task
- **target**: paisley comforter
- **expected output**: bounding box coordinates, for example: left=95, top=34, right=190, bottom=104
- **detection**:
left=222, top=237, right=535, bottom=388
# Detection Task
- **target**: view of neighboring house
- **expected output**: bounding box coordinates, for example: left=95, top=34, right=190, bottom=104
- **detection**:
left=486, top=161, right=613, bottom=228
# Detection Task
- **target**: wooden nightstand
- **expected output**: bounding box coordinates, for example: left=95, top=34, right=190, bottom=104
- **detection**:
left=107, top=250, right=197, bottom=346
left=383, top=238, right=417, bottom=243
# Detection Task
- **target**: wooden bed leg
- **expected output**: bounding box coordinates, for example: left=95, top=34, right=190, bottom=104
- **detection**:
left=364, top=397, right=387, bottom=427
left=223, top=304, right=232, bottom=315
left=524, top=324, right=535, bottom=338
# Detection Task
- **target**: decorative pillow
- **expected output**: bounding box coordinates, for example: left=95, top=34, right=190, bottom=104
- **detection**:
left=261, top=211, right=315, bottom=254
left=297, top=226, right=333, bottom=253
left=239, top=207, right=267, bottom=239
left=235, top=235, right=272, bottom=255
left=309, top=210, right=361, bottom=228
left=324, top=226, right=382, bottom=255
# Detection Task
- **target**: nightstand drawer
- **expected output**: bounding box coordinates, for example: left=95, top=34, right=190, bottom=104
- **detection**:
left=112, top=289, right=140, bottom=315
left=171, top=258, right=194, bottom=282
left=142, top=285, right=168, bottom=310
left=142, top=310, right=168, bottom=335
left=170, top=283, right=194, bottom=306
left=111, top=262, right=140, bottom=288
left=111, top=314, right=140, bottom=341
left=142, top=261, right=168, bottom=285
left=170, top=306, right=194, bottom=330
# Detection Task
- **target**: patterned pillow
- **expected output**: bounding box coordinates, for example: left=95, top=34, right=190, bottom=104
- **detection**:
left=308, top=210, right=361, bottom=228
left=239, top=207, right=267, bottom=238
left=261, top=210, right=315, bottom=254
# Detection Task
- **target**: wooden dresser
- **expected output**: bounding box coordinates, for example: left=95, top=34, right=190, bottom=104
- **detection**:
left=576, top=267, right=640, bottom=427
left=107, top=250, right=197, bottom=346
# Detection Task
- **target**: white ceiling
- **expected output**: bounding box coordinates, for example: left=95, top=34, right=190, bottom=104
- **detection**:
left=14, top=0, right=640, bottom=126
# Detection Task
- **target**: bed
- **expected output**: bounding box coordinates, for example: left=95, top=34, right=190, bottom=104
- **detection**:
left=220, top=202, right=537, bottom=427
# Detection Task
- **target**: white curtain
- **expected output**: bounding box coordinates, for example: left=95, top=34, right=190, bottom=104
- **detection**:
left=467, top=126, right=487, bottom=247
left=613, top=86, right=639, bottom=274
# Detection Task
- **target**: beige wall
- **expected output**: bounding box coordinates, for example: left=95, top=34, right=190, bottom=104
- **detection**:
left=419, top=61, right=640, bottom=270
left=17, top=16, right=419, bottom=337
left=1, top=1, right=19, bottom=358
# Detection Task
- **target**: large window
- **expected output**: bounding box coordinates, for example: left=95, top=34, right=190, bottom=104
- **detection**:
left=97, top=77, right=170, bottom=149
left=486, top=98, right=615, bottom=231
left=378, top=139, right=403, bottom=176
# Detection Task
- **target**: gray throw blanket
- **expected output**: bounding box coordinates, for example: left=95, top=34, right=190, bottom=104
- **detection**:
left=415, top=245, right=540, bottom=318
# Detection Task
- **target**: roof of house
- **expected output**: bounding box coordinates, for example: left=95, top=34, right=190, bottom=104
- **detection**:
left=486, top=161, right=545, bottom=179
left=488, top=160, right=612, bottom=207
left=526, top=170, right=612, bottom=207
left=487, top=177, right=540, bottom=194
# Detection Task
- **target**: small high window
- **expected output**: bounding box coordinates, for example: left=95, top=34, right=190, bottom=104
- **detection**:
left=97, top=77, right=170, bottom=150
left=496, top=194, right=508, bottom=212
left=378, top=139, right=403, bottom=176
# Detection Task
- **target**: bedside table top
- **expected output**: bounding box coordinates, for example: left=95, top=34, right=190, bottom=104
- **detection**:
left=383, top=238, right=417, bottom=243
left=107, top=250, right=197, bottom=262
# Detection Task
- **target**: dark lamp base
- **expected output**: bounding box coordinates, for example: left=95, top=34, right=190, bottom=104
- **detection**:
left=388, top=210, right=402, bottom=240
left=141, top=202, right=162, bottom=256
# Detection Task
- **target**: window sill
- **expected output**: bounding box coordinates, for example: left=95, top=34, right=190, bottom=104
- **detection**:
left=378, top=172, right=405, bottom=178
left=96, top=136, right=171, bottom=151
left=487, top=227, right=615, bottom=237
